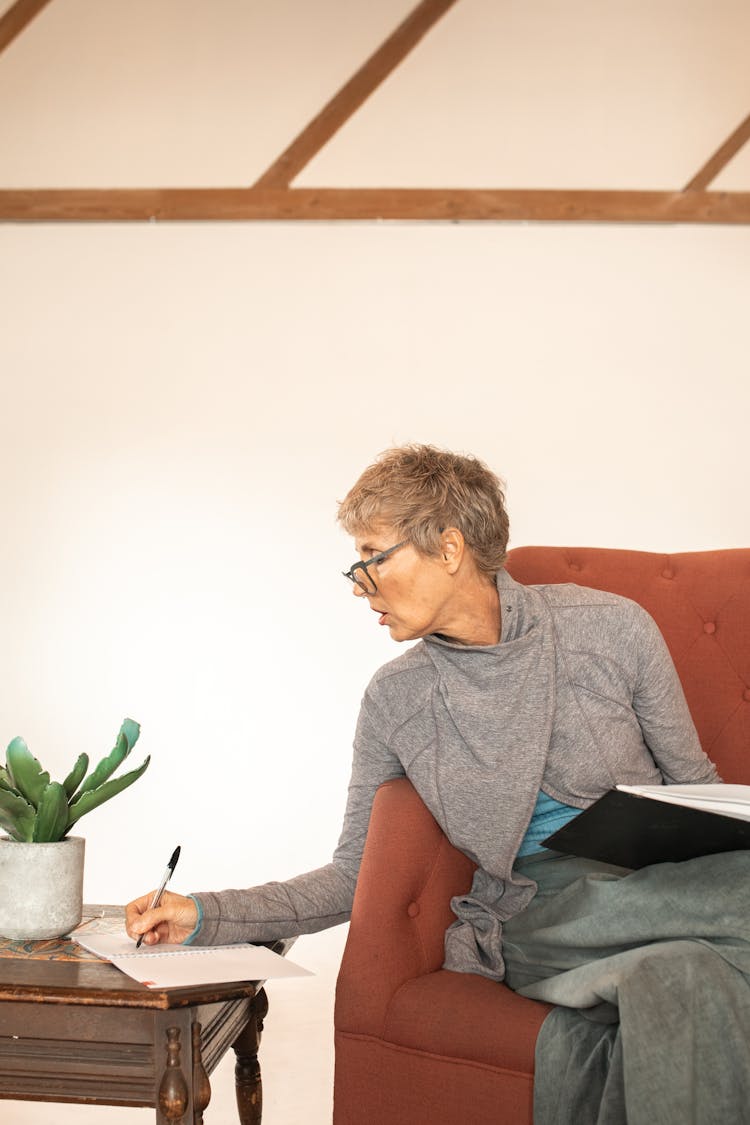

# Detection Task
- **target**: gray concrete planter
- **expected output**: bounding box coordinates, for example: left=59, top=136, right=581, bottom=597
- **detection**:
left=0, top=835, right=85, bottom=939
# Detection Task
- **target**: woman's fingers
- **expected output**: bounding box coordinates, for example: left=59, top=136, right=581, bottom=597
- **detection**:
left=124, top=890, right=197, bottom=944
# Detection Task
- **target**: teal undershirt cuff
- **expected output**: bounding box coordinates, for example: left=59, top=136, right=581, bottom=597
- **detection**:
left=183, top=894, right=204, bottom=945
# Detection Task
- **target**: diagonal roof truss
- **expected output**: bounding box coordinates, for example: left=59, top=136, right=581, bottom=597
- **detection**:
left=0, top=0, right=748, bottom=223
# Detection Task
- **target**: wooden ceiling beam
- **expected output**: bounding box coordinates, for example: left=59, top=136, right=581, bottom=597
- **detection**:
left=684, top=112, right=750, bottom=191
left=2, top=188, right=749, bottom=223
left=2, top=1, right=747, bottom=224
left=253, top=0, right=458, bottom=189
left=0, top=0, right=53, bottom=56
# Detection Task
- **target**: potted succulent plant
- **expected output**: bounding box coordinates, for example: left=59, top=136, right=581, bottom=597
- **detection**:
left=0, top=718, right=149, bottom=939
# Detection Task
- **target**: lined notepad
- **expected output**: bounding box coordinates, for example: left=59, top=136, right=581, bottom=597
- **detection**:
left=75, top=933, right=313, bottom=989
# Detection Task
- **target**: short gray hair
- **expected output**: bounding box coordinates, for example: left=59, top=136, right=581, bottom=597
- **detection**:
left=337, top=444, right=510, bottom=575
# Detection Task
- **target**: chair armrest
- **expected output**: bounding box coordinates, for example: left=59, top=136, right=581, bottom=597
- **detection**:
left=335, top=778, right=476, bottom=1037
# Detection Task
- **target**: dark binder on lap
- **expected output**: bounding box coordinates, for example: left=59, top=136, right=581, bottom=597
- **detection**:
left=542, top=788, right=750, bottom=869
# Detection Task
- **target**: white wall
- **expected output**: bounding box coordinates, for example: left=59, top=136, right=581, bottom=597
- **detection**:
left=1, top=220, right=748, bottom=910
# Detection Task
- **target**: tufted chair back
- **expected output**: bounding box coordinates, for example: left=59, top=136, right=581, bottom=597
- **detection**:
left=505, top=547, right=750, bottom=781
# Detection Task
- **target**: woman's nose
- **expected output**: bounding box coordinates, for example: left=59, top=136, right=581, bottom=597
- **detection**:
left=352, top=582, right=367, bottom=598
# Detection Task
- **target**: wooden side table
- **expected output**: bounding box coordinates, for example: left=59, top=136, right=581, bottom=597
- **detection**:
left=0, top=906, right=289, bottom=1124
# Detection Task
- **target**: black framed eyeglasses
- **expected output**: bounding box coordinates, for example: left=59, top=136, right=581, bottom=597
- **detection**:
left=342, top=540, right=409, bottom=595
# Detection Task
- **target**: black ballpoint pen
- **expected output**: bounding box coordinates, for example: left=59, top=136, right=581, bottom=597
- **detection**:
left=136, top=845, right=181, bottom=948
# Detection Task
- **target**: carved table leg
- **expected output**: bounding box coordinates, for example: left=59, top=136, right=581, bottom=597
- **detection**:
left=192, top=1022, right=211, bottom=1124
left=234, top=988, right=269, bottom=1125
left=158, top=1026, right=189, bottom=1123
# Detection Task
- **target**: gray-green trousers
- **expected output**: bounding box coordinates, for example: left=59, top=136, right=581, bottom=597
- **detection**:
left=503, top=849, right=750, bottom=1125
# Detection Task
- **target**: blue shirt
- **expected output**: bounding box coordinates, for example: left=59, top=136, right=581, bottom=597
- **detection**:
left=516, top=790, right=582, bottom=857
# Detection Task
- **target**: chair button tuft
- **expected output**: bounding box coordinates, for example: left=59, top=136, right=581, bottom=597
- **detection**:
left=661, top=568, right=674, bottom=580
left=703, top=622, right=716, bottom=635
left=744, top=688, right=750, bottom=703
left=407, top=902, right=420, bottom=918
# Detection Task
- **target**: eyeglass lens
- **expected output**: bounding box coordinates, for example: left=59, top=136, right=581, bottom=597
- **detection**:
left=352, top=562, right=377, bottom=594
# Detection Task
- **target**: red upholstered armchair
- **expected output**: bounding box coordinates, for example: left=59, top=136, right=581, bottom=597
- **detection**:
left=333, top=546, right=750, bottom=1125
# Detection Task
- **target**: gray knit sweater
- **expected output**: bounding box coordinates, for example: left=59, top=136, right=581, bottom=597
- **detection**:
left=192, top=570, right=717, bottom=977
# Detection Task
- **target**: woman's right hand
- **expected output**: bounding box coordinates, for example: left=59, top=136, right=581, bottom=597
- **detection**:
left=125, top=889, right=199, bottom=946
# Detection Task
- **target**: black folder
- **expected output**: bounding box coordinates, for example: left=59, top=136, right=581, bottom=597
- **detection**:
left=542, top=788, right=750, bottom=869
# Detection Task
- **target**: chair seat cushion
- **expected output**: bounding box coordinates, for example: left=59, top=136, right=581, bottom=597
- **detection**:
left=383, top=970, right=552, bottom=1074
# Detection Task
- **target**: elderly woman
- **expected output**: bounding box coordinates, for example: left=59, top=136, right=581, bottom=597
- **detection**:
left=127, top=445, right=750, bottom=1124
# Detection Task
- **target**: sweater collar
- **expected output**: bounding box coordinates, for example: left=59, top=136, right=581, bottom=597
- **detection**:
left=424, top=567, right=541, bottom=654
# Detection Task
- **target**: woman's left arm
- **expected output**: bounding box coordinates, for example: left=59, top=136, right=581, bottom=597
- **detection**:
left=630, top=603, right=720, bottom=785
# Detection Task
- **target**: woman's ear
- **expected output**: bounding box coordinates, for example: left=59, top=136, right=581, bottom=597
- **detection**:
left=440, top=528, right=465, bottom=573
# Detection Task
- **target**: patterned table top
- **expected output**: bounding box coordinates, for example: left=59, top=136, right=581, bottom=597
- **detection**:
left=0, top=904, right=125, bottom=962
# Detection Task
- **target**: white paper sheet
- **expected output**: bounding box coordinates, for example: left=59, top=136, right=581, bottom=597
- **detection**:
left=616, top=783, right=750, bottom=822
left=75, top=932, right=313, bottom=988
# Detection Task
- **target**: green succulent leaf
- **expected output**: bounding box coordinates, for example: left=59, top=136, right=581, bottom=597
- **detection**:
left=67, top=754, right=150, bottom=828
left=77, top=719, right=141, bottom=797
left=33, top=782, right=70, bottom=842
left=0, top=765, right=21, bottom=795
left=0, top=812, right=24, bottom=840
left=0, top=786, right=35, bottom=841
left=62, top=753, right=89, bottom=800
left=5, top=737, right=50, bottom=809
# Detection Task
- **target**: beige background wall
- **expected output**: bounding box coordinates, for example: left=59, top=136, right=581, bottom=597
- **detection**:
left=2, top=219, right=748, bottom=905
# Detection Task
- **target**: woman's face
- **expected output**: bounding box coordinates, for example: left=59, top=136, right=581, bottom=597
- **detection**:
left=351, top=525, right=456, bottom=643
